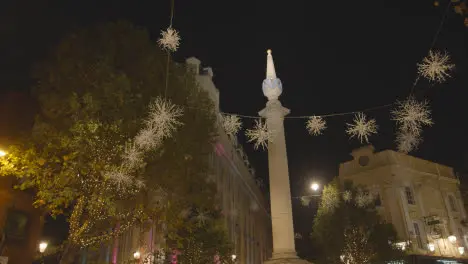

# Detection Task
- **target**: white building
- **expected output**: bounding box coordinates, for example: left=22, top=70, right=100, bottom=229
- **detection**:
left=339, top=145, right=468, bottom=260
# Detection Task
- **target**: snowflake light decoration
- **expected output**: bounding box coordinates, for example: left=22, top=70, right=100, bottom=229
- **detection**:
left=255, top=178, right=265, bottom=189
left=392, top=97, right=433, bottom=135
left=396, top=130, right=422, bottom=153
left=123, top=143, right=144, bottom=169
left=195, top=211, right=209, bottom=226
left=105, top=169, right=132, bottom=188
left=157, top=27, right=181, bottom=52
left=295, top=233, right=303, bottom=240
left=145, top=97, right=184, bottom=140
left=135, top=127, right=161, bottom=151
left=343, top=190, right=352, bottom=203
left=301, top=196, right=312, bottom=207
left=417, top=50, right=455, bottom=83
left=135, top=178, right=146, bottom=189
left=245, top=119, right=275, bottom=150
left=222, top=115, right=242, bottom=136
left=179, top=208, right=191, bottom=219
left=346, top=113, right=378, bottom=143
left=306, top=116, right=327, bottom=136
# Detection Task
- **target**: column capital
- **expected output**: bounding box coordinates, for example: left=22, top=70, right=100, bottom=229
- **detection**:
left=259, top=99, right=290, bottom=119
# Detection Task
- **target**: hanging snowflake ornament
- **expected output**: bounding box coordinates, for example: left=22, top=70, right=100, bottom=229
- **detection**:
left=245, top=119, right=275, bottom=150
left=195, top=211, right=210, bottom=226
left=295, top=233, right=303, bottom=240
left=346, top=113, right=378, bottom=143
left=135, top=178, right=146, bottom=189
left=157, top=27, right=181, bottom=52
left=392, top=97, right=433, bottom=135
left=396, top=130, right=422, bottom=153
left=255, top=178, right=265, bottom=189
left=123, top=142, right=144, bottom=169
left=306, top=116, right=327, bottom=136
left=417, top=50, right=455, bottom=83
left=222, top=115, right=242, bottom=136
left=343, top=190, right=352, bottom=203
left=135, top=127, right=162, bottom=151
left=145, top=97, right=184, bottom=139
left=105, top=169, right=133, bottom=188
left=301, top=196, right=312, bottom=207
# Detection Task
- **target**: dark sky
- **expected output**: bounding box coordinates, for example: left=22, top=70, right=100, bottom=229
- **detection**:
left=1, top=0, right=468, bottom=257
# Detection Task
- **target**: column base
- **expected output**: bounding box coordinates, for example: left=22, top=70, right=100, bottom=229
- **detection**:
left=264, top=257, right=313, bottom=264
left=264, top=252, right=313, bottom=264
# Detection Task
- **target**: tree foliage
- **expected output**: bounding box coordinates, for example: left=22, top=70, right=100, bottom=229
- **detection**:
left=311, top=179, right=406, bottom=264
left=0, top=21, right=232, bottom=262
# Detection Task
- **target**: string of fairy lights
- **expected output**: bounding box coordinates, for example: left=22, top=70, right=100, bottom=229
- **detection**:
left=217, top=0, right=457, bottom=155
left=63, top=0, right=465, bottom=251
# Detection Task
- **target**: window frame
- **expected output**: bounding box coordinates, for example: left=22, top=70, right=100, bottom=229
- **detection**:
left=405, top=186, right=416, bottom=205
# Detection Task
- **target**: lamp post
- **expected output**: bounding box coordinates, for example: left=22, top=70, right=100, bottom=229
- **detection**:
left=0, top=150, right=6, bottom=157
left=39, top=242, right=48, bottom=264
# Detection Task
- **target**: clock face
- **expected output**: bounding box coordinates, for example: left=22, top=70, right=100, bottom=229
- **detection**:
left=358, top=156, right=370, bottom=166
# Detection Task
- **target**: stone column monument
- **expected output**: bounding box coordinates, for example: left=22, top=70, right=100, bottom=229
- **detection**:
left=260, top=50, right=311, bottom=264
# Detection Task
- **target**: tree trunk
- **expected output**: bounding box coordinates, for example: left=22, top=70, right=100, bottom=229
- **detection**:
left=59, top=243, right=79, bottom=264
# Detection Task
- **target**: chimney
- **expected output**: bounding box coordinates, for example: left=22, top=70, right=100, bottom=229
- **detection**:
left=186, top=57, right=201, bottom=75
left=203, top=67, right=214, bottom=78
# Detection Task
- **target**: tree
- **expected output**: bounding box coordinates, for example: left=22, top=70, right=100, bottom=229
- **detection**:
left=311, top=179, right=406, bottom=264
left=0, top=21, right=231, bottom=263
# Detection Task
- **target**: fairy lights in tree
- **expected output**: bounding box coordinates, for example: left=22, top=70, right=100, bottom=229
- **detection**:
left=245, top=119, right=274, bottom=150
left=346, top=113, right=378, bottom=143
left=306, top=116, right=327, bottom=136
left=343, top=190, right=352, bottom=203
left=417, top=50, right=455, bottom=83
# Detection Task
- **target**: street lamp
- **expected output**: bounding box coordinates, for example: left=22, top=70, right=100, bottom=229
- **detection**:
left=428, top=243, right=435, bottom=252
left=39, top=242, right=48, bottom=253
left=133, top=251, right=141, bottom=262
left=39, top=242, right=48, bottom=264
left=448, top=235, right=457, bottom=243
left=311, top=182, right=320, bottom=192
left=231, top=254, right=237, bottom=262
left=459, top=246, right=465, bottom=255
left=0, top=150, right=6, bottom=157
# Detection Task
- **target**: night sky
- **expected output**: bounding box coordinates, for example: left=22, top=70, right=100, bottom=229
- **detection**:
left=1, top=0, right=468, bottom=257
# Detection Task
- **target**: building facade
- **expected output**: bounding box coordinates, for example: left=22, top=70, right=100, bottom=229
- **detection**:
left=104, top=58, right=272, bottom=264
left=187, top=57, right=272, bottom=264
left=338, top=145, right=468, bottom=260
left=0, top=175, right=43, bottom=264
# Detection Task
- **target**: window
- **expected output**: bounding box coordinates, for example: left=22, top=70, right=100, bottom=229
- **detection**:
left=405, top=186, right=416, bottom=205
left=5, top=210, right=29, bottom=242
left=449, top=195, right=458, bottom=212
left=358, top=156, right=370, bottom=166
left=375, top=194, right=382, bottom=207
left=459, top=228, right=465, bottom=244
left=413, top=222, right=423, bottom=249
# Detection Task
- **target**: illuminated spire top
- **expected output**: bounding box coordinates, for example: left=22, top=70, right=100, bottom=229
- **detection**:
left=262, top=49, right=283, bottom=101
left=266, top=49, right=277, bottom=79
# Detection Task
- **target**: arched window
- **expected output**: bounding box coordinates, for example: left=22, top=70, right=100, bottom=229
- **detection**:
left=449, top=195, right=458, bottom=212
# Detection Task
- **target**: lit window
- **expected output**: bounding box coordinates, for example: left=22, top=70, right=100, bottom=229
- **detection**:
left=405, top=187, right=416, bottom=205
left=449, top=195, right=458, bottom=212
